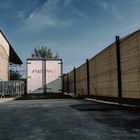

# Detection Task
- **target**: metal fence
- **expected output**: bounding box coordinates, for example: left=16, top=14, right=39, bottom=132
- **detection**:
left=63, top=30, right=140, bottom=99
left=0, top=81, right=25, bottom=97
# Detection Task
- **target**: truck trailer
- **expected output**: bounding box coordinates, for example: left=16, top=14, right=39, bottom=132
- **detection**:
left=27, top=59, right=63, bottom=93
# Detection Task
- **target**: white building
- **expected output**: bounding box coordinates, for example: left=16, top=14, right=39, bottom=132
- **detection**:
left=0, top=30, right=22, bottom=81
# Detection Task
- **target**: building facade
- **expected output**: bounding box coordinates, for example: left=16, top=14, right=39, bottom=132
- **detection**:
left=0, top=30, right=22, bottom=81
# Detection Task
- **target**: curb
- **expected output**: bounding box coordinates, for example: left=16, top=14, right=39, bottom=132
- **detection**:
left=85, top=98, right=140, bottom=108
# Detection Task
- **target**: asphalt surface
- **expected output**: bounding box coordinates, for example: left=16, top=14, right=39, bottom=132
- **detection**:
left=0, top=98, right=140, bottom=140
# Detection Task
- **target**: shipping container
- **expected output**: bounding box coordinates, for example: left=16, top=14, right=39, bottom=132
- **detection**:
left=27, top=59, right=63, bottom=93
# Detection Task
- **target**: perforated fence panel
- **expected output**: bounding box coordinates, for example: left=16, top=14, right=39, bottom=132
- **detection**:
left=120, top=32, right=140, bottom=98
left=69, top=70, right=74, bottom=93
left=63, top=30, right=140, bottom=99
left=63, top=74, right=68, bottom=93
left=76, top=63, right=87, bottom=96
left=89, top=45, right=118, bottom=97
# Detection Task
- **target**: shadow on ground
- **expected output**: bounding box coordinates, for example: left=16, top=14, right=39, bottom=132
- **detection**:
left=16, top=93, right=73, bottom=100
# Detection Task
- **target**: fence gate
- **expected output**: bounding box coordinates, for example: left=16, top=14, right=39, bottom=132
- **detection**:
left=0, top=81, right=25, bottom=97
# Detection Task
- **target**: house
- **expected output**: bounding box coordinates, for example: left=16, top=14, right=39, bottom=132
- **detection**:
left=0, top=30, right=22, bottom=81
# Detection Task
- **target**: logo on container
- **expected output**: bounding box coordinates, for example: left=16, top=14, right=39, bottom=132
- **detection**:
left=32, top=69, right=56, bottom=73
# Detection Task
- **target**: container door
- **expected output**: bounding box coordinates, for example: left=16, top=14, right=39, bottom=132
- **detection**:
left=27, top=60, right=44, bottom=93
left=45, top=60, right=62, bottom=93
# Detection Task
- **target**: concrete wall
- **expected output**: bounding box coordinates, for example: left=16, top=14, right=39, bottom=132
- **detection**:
left=0, top=32, right=9, bottom=57
left=0, top=45, right=9, bottom=80
left=0, top=32, right=9, bottom=81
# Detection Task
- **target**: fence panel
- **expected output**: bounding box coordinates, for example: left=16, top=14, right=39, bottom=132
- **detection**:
left=0, top=81, right=25, bottom=97
left=63, top=74, right=68, bottom=93
left=69, top=70, right=74, bottom=93
left=76, top=63, right=87, bottom=96
left=64, top=30, right=140, bottom=99
left=120, top=32, right=140, bottom=98
left=89, top=45, right=118, bottom=97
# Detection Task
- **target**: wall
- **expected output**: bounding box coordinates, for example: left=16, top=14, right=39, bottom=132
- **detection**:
left=0, top=32, right=10, bottom=81
left=0, top=32, right=9, bottom=57
left=0, top=44, right=9, bottom=81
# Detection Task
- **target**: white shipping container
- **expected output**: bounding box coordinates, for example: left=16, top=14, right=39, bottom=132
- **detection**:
left=27, top=59, right=62, bottom=93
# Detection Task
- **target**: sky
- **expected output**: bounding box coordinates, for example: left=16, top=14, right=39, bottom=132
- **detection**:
left=1, top=0, right=140, bottom=76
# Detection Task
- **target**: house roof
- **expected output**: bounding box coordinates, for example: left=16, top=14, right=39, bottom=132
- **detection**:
left=0, top=30, right=23, bottom=65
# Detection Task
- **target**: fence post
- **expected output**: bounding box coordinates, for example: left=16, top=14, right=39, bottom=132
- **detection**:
left=74, top=67, right=76, bottom=96
left=86, top=59, right=90, bottom=96
left=67, top=73, right=69, bottom=93
left=116, top=36, right=122, bottom=98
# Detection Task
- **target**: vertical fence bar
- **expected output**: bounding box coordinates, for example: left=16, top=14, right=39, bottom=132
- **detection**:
left=74, top=67, right=76, bottom=96
left=116, top=36, right=122, bottom=98
left=86, top=59, right=90, bottom=96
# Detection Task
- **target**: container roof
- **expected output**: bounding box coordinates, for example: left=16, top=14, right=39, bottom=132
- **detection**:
left=0, top=30, right=23, bottom=65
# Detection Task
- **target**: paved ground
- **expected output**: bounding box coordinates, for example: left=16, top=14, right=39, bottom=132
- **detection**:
left=0, top=98, right=140, bottom=140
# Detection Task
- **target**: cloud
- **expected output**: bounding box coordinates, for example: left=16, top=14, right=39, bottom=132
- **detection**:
left=21, top=0, right=73, bottom=32
left=73, top=9, right=89, bottom=20
left=112, top=5, right=124, bottom=22
left=98, top=1, right=124, bottom=22
left=64, top=0, right=73, bottom=6
left=98, top=1, right=109, bottom=11
left=19, top=0, right=89, bottom=32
